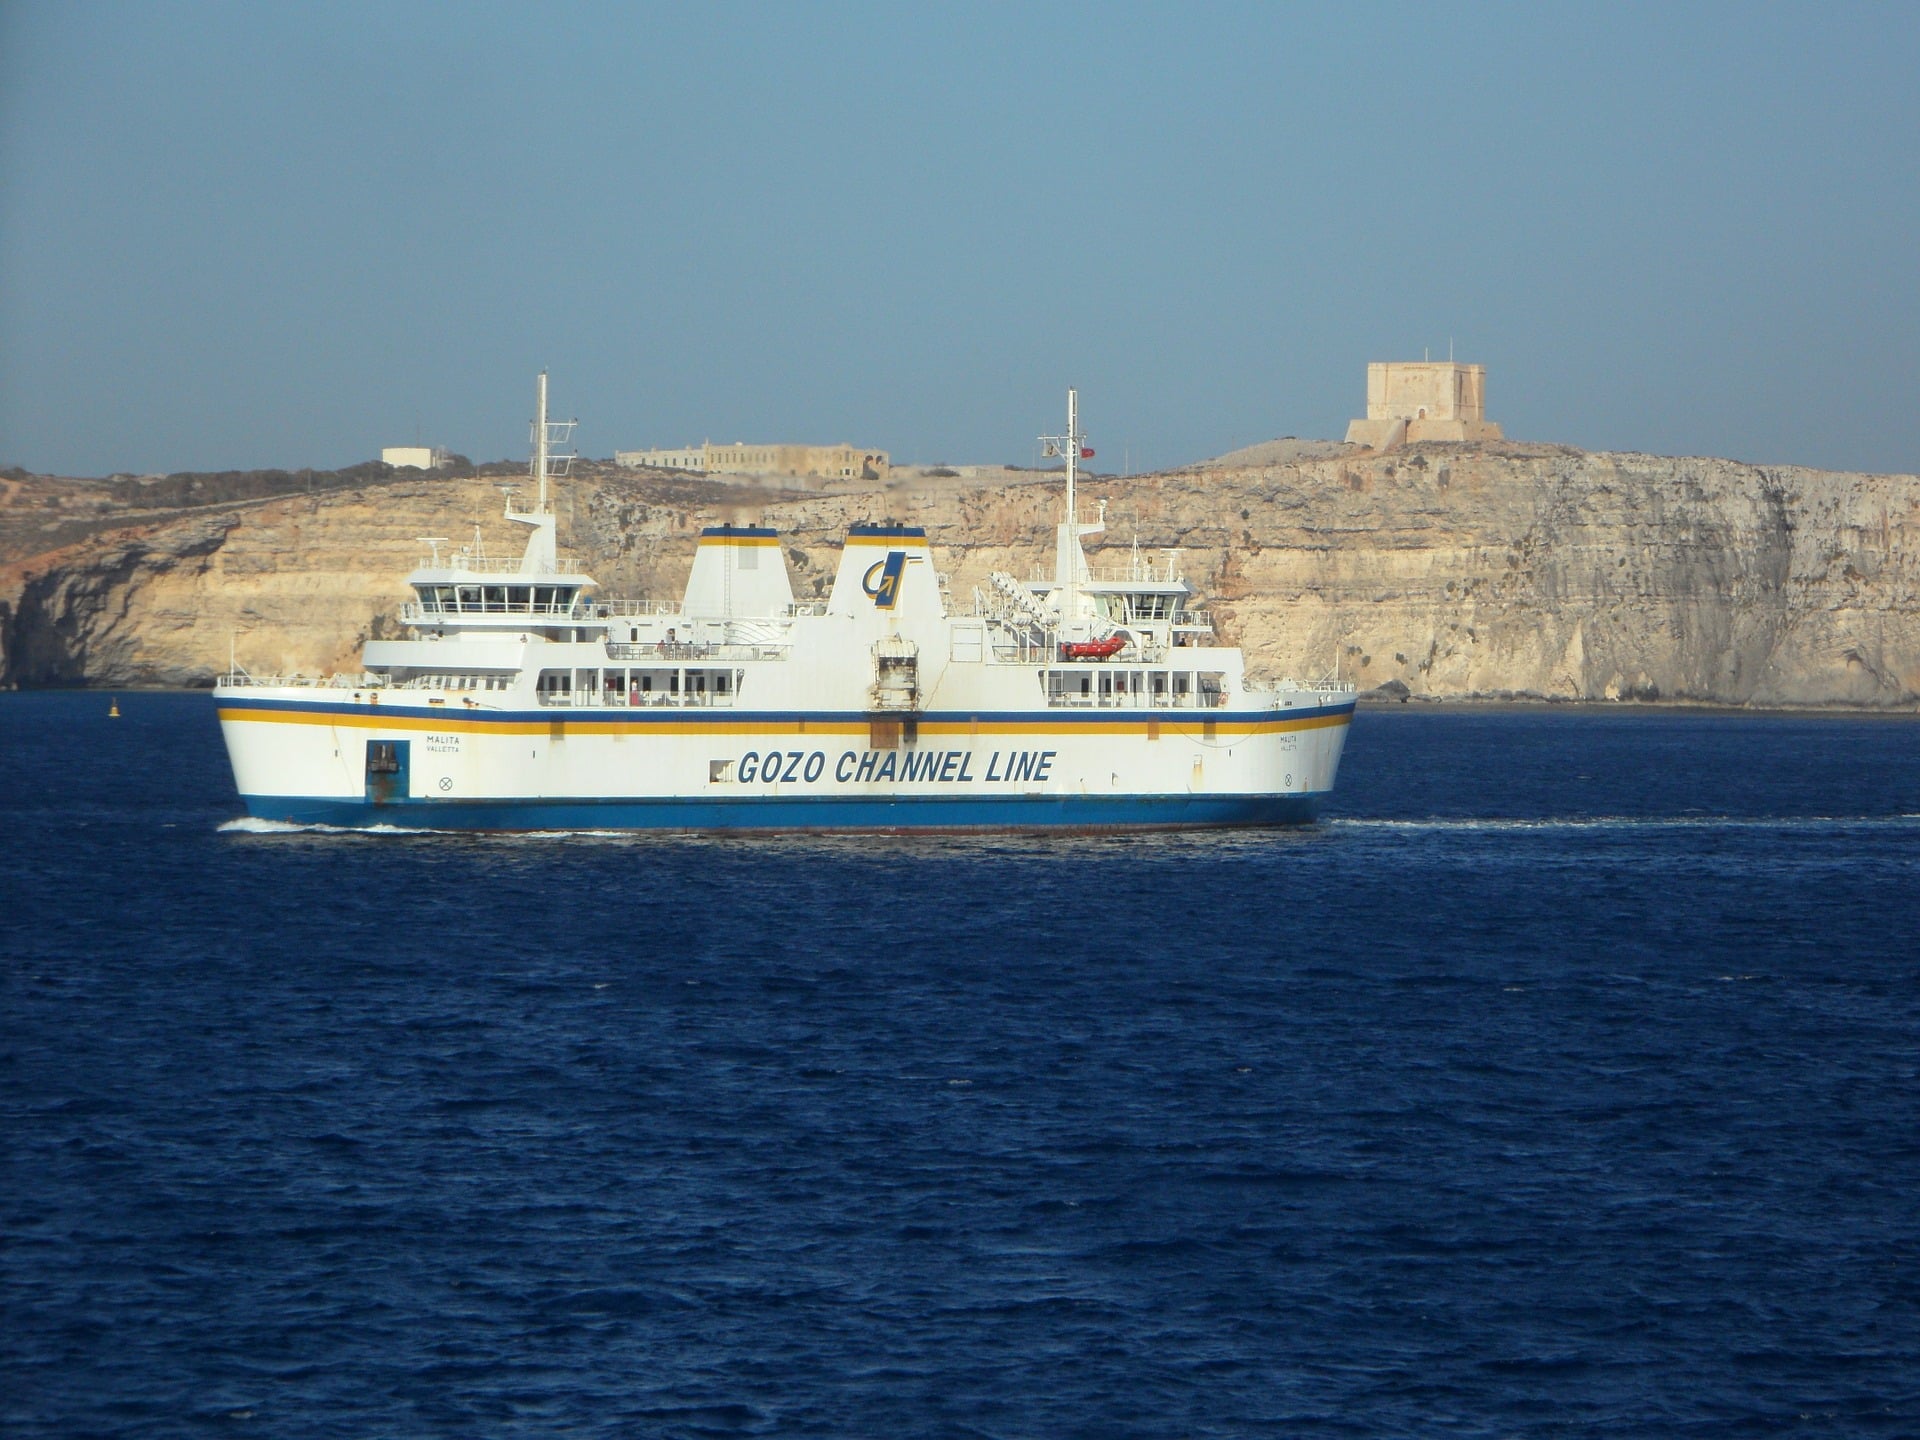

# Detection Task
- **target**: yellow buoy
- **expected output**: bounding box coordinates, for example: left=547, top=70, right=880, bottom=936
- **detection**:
left=109, top=697, right=121, bottom=718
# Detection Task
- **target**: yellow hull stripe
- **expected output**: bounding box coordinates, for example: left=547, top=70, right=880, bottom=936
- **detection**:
left=216, top=705, right=1349, bottom=739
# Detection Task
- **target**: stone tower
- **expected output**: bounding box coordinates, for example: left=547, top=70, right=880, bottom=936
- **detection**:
left=1345, top=362, right=1504, bottom=450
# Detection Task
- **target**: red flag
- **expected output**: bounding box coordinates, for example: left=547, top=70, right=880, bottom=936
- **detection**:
left=1080, top=447, right=1095, bottom=459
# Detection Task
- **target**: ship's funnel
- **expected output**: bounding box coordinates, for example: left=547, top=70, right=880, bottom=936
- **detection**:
left=826, top=524, right=942, bottom=621
left=681, top=525, right=796, bottom=619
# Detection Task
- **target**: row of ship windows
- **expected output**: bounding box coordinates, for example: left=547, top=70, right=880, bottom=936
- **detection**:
left=536, top=667, right=738, bottom=706
left=1045, top=668, right=1224, bottom=694
left=390, top=667, right=1229, bottom=705
left=398, top=673, right=512, bottom=690
left=1107, top=595, right=1177, bottom=620
left=1043, top=668, right=1229, bottom=706
left=415, top=585, right=582, bottom=614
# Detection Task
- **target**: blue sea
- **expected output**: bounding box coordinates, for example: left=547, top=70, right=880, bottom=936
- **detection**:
left=4, top=692, right=1919, bottom=1437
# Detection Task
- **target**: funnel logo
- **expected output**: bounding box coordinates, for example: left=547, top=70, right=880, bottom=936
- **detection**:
left=861, top=550, right=906, bottom=609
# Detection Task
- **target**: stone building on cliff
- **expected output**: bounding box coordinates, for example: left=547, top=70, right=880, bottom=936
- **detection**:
left=1345, top=361, right=1503, bottom=450
left=615, top=441, right=889, bottom=482
left=380, top=445, right=450, bottom=470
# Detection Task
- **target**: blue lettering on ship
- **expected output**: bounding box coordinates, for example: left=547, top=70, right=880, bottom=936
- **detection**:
left=739, top=748, right=1055, bottom=786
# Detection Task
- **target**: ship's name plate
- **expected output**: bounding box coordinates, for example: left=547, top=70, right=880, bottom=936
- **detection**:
left=737, top=748, right=1057, bottom=785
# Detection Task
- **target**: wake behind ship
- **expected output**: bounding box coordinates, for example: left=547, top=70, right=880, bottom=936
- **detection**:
left=214, top=378, right=1356, bottom=830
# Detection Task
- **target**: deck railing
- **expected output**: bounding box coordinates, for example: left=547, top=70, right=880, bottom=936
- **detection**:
left=217, top=671, right=362, bottom=690
left=603, top=642, right=789, bottom=662
left=1042, top=690, right=1229, bottom=709
left=402, top=600, right=585, bottom=622
left=535, top=690, right=736, bottom=709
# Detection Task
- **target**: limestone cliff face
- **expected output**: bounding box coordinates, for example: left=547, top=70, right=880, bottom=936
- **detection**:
left=1141, top=444, right=1920, bottom=706
left=2, top=444, right=1916, bottom=706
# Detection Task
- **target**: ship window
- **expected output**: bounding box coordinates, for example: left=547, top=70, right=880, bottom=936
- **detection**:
left=458, top=586, right=480, bottom=610
left=534, top=586, right=555, bottom=612
left=484, top=586, right=506, bottom=612
left=509, top=586, right=530, bottom=610
left=1044, top=669, right=1096, bottom=702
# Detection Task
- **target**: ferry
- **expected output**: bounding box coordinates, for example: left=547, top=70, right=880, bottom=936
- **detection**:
left=214, top=376, right=1356, bottom=830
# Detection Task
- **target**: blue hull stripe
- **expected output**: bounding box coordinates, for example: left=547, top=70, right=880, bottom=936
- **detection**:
left=239, top=792, right=1324, bottom=832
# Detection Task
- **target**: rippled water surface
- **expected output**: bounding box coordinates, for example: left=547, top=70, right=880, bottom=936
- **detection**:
left=5, top=693, right=1919, bottom=1437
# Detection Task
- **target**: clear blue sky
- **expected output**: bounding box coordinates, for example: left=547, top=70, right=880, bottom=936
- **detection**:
left=3, top=2, right=1917, bottom=477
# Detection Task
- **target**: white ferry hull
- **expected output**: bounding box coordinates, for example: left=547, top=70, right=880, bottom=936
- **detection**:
left=216, top=691, right=1354, bottom=832
left=213, top=380, right=1358, bottom=834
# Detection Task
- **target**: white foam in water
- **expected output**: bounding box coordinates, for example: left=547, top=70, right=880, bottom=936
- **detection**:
left=218, top=817, right=652, bottom=840
left=1330, top=814, right=1920, bottom=834
left=217, top=817, right=446, bottom=836
left=218, top=817, right=320, bottom=834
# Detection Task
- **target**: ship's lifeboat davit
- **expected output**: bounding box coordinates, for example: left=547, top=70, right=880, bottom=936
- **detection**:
left=1059, top=635, right=1127, bottom=661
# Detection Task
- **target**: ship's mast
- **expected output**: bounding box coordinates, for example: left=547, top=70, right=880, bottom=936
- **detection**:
left=1039, top=387, right=1089, bottom=634
left=527, top=369, right=577, bottom=516
left=1064, top=388, right=1077, bottom=634
left=534, top=370, right=550, bottom=515
left=510, top=371, right=577, bottom=575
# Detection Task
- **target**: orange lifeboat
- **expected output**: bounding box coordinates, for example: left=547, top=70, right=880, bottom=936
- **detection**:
left=1059, top=635, right=1127, bottom=661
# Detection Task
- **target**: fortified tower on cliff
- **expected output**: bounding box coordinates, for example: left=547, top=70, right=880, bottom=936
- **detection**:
left=1345, top=361, right=1504, bottom=451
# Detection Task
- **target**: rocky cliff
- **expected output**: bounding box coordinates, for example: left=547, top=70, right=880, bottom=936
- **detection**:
left=3, top=443, right=1916, bottom=706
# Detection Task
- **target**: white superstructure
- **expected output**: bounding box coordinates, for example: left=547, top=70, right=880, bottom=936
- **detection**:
left=215, top=378, right=1356, bottom=830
